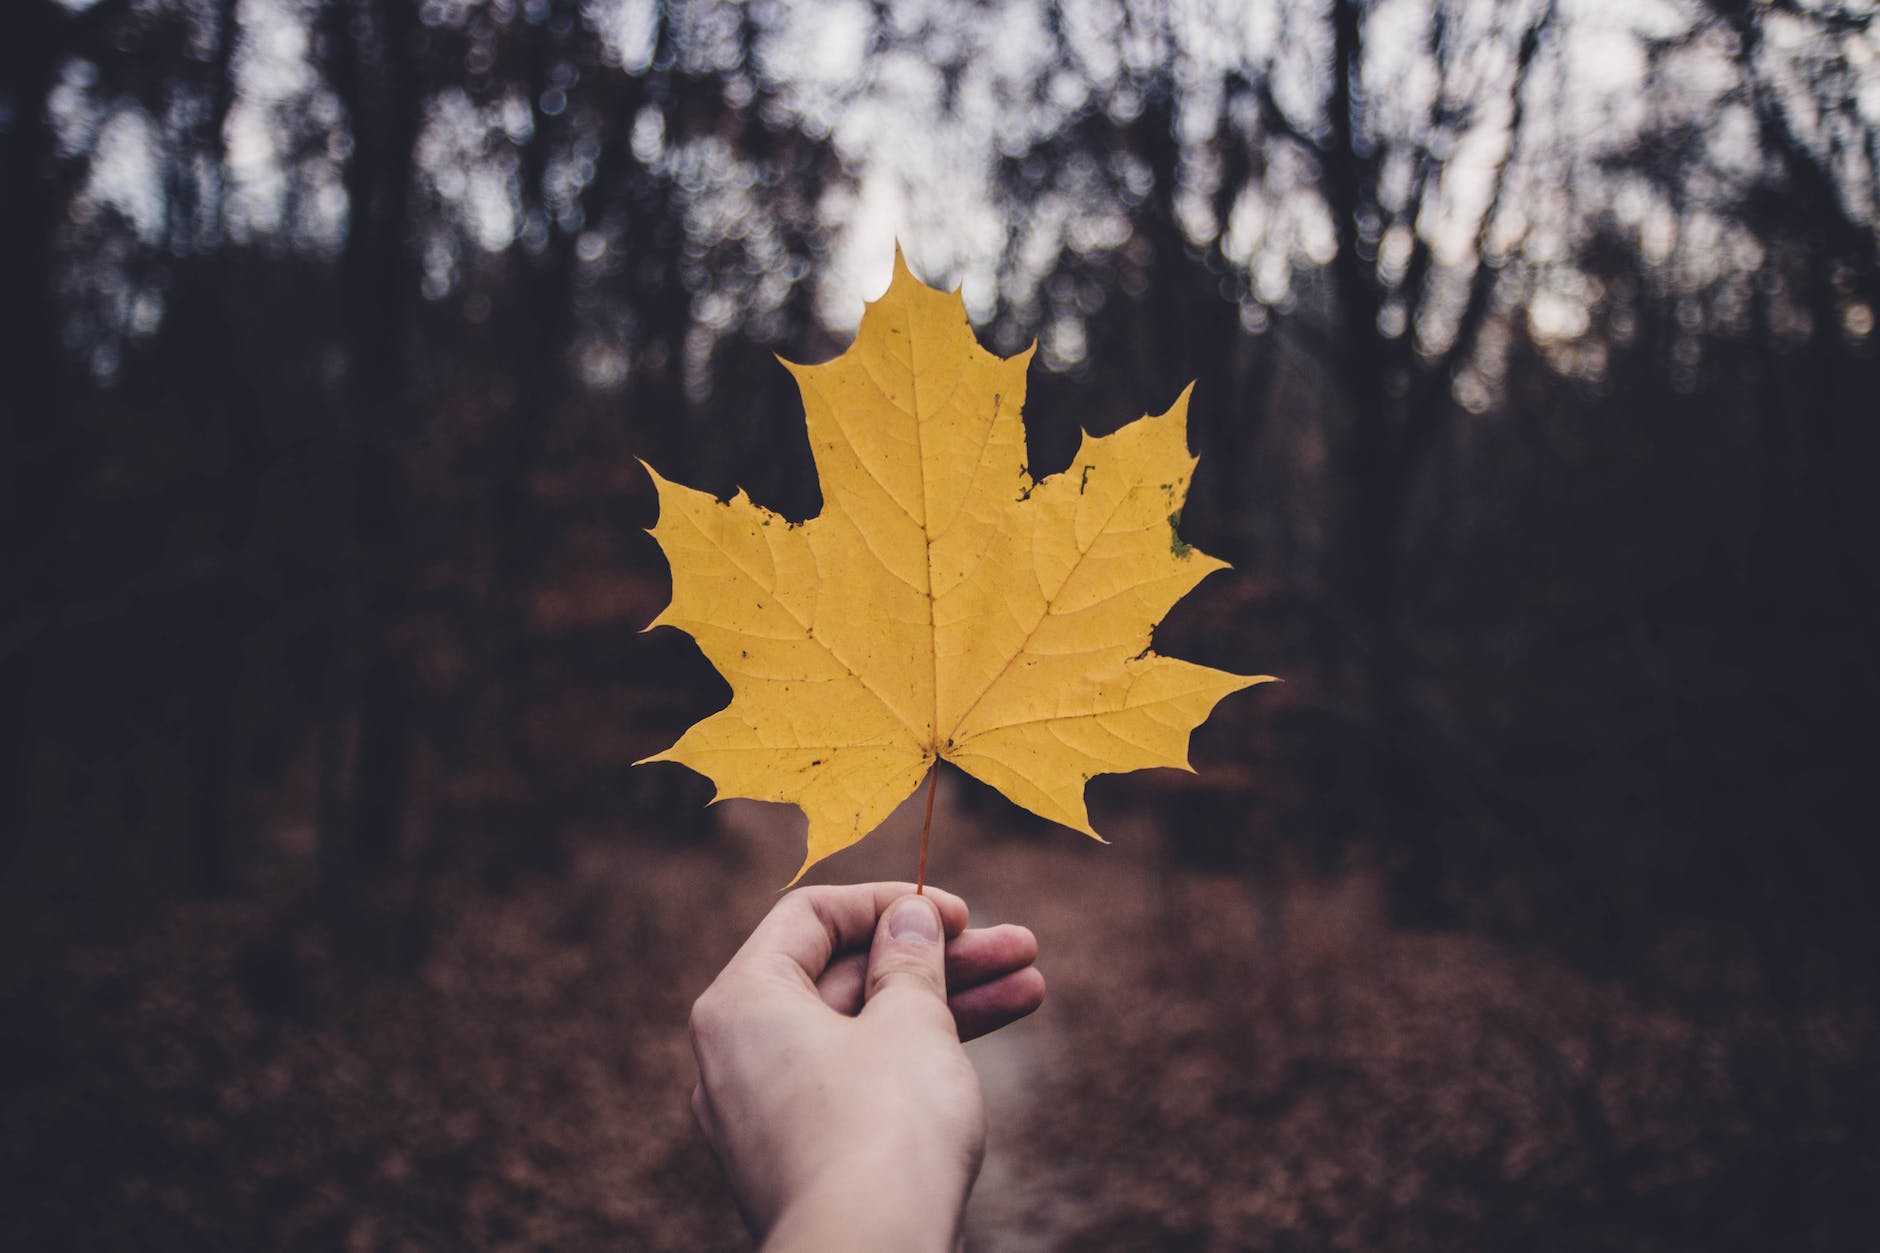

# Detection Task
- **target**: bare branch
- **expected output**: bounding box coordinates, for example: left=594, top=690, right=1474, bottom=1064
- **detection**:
left=1404, top=0, right=1557, bottom=467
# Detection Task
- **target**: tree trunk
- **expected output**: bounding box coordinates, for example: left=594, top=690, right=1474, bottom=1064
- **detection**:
left=328, top=0, right=424, bottom=875
left=178, top=0, right=254, bottom=897
left=0, top=1, right=74, bottom=864
left=1325, top=0, right=1401, bottom=643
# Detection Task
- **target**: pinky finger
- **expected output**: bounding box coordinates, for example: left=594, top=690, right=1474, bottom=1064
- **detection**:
left=950, top=966, right=1046, bottom=1042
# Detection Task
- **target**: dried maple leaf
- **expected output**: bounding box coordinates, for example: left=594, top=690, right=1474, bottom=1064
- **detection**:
left=639, top=251, right=1274, bottom=883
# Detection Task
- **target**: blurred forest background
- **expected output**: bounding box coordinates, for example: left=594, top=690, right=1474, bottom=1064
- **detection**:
left=4, top=0, right=1879, bottom=1248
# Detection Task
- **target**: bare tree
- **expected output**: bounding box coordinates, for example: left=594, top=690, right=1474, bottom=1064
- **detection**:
left=319, top=0, right=425, bottom=877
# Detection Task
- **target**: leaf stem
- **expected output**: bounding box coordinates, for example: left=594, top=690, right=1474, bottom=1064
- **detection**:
left=915, top=758, right=939, bottom=895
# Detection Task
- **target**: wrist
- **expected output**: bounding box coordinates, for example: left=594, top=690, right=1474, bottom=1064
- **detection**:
left=762, top=1148, right=971, bottom=1253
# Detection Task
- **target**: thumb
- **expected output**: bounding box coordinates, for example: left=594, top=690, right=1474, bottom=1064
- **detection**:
left=863, top=894, right=950, bottom=1017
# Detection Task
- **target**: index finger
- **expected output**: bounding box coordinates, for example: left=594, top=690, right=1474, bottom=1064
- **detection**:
left=732, top=882, right=970, bottom=985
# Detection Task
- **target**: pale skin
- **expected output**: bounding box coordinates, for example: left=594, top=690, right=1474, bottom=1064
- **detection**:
left=688, top=882, right=1047, bottom=1251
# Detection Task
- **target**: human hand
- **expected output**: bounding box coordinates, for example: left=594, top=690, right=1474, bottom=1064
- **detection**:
left=688, top=882, right=1045, bottom=1251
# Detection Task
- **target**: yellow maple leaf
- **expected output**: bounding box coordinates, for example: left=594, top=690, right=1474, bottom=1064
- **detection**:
left=639, top=250, right=1274, bottom=883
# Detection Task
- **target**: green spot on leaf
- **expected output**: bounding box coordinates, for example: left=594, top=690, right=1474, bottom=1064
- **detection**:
left=1168, top=510, right=1192, bottom=557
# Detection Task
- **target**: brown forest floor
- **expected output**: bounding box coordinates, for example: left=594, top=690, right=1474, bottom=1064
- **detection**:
left=5, top=772, right=1878, bottom=1251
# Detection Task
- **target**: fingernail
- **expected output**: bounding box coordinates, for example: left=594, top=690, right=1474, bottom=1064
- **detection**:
left=888, top=897, right=940, bottom=943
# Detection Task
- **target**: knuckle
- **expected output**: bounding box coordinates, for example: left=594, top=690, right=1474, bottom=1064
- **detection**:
left=776, top=886, right=826, bottom=924
left=871, top=954, right=946, bottom=997
left=875, top=978, right=957, bottom=1028
left=688, top=987, right=726, bottom=1044
left=781, top=885, right=825, bottom=909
